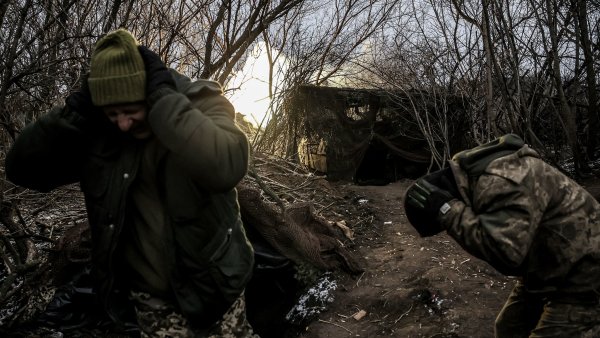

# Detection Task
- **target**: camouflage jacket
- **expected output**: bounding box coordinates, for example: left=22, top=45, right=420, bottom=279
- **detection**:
left=440, top=142, right=600, bottom=295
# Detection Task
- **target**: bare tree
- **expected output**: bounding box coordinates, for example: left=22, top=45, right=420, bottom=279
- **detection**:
left=574, top=0, right=600, bottom=160
left=0, top=0, right=34, bottom=141
left=356, top=0, right=600, bottom=173
left=255, top=0, right=399, bottom=157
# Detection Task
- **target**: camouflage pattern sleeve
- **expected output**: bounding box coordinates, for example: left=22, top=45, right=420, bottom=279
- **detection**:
left=441, top=152, right=548, bottom=275
left=439, top=169, right=546, bottom=275
left=442, top=145, right=600, bottom=292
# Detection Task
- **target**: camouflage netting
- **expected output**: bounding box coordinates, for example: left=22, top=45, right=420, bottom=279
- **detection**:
left=237, top=182, right=362, bottom=275
left=285, top=85, right=470, bottom=182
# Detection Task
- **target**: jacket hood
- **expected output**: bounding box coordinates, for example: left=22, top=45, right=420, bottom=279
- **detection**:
left=447, top=134, right=539, bottom=203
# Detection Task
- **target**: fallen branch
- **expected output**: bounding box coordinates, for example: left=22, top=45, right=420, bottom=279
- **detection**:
left=0, top=201, right=37, bottom=265
left=0, top=273, right=19, bottom=304
left=246, top=166, right=286, bottom=212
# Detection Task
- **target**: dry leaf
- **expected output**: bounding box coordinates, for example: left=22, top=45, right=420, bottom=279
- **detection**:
left=335, top=220, right=354, bottom=240
left=353, top=310, right=367, bottom=321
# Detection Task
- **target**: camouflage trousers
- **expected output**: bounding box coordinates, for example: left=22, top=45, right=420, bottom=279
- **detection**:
left=130, top=290, right=260, bottom=338
left=495, top=282, right=600, bottom=338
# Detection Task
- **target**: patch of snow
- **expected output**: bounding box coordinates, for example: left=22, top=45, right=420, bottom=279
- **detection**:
left=431, top=293, right=445, bottom=310
left=285, top=272, right=337, bottom=325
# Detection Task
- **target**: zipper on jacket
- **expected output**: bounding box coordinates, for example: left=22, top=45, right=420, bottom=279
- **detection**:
left=209, top=227, right=233, bottom=262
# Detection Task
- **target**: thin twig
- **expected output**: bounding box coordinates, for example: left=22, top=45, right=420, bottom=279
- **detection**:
left=0, top=240, right=16, bottom=273
left=0, top=234, right=21, bottom=267
left=0, top=273, right=19, bottom=304
left=318, top=319, right=353, bottom=334
left=316, top=201, right=336, bottom=215
left=394, top=304, right=413, bottom=324
left=356, top=271, right=365, bottom=287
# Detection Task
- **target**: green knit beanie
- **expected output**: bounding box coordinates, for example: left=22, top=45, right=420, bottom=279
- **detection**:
left=88, top=29, right=146, bottom=106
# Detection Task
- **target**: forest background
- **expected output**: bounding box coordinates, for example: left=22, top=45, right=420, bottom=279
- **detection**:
left=3, top=0, right=600, bottom=172
left=2, top=0, right=600, bottom=332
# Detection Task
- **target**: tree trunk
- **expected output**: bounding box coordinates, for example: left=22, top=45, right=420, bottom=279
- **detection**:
left=576, top=0, right=599, bottom=160
left=481, top=0, right=497, bottom=139
left=0, top=0, right=32, bottom=141
left=546, top=0, right=584, bottom=174
left=102, top=0, right=124, bottom=33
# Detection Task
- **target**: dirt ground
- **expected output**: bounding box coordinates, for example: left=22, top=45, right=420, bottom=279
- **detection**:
left=4, top=169, right=600, bottom=338
left=290, top=175, right=600, bottom=338
left=294, top=180, right=516, bottom=338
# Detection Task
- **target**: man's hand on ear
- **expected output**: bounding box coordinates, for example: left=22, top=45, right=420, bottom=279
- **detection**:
left=138, top=45, right=176, bottom=105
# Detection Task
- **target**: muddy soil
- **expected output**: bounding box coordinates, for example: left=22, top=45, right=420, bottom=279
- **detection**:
left=296, top=180, right=515, bottom=338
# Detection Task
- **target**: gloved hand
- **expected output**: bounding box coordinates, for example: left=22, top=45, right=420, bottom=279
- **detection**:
left=138, top=45, right=176, bottom=105
left=65, top=73, right=97, bottom=116
left=404, top=178, right=456, bottom=237
left=420, top=167, right=461, bottom=200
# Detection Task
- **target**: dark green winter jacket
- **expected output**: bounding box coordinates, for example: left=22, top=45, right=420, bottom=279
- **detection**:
left=5, top=70, right=254, bottom=328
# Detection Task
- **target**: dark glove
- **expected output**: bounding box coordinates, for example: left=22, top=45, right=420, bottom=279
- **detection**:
left=420, top=167, right=461, bottom=200
left=65, top=73, right=98, bottom=116
left=138, top=45, right=176, bottom=105
left=404, top=178, right=456, bottom=237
